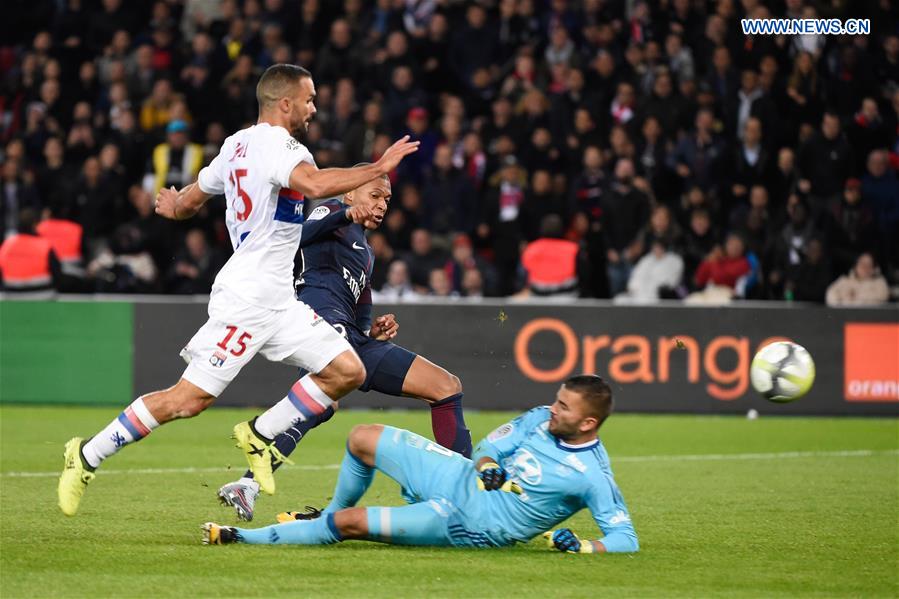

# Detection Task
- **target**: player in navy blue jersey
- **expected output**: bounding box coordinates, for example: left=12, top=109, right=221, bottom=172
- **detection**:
left=218, top=167, right=473, bottom=520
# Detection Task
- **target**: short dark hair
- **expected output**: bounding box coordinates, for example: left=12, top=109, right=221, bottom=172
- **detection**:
left=256, top=64, right=312, bottom=111
left=563, top=374, right=613, bottom=426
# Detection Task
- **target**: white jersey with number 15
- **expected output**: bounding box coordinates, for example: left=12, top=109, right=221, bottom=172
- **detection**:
left=197, top=122, right=315, bottom=310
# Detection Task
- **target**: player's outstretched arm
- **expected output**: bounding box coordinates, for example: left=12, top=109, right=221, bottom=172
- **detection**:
left=155, top=183, right=211, bottom=220
left=289, top=136, right=419, bottom=199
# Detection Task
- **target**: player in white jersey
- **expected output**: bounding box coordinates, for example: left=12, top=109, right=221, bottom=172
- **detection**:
left=58, top=64, right=420, bottom=516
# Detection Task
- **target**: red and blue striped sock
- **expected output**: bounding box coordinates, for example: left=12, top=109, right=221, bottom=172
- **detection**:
left=81, top=397, right=159, bottom=469
left=254, top=375, right=335, bottom=440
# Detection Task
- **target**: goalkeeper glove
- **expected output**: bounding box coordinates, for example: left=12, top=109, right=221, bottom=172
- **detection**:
left=543, top=529, right=596, bottom=554
left=476, top=461, right=522, bottom=494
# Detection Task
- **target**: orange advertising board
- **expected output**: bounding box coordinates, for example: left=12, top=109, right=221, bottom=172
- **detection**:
left=844, top=323, right=899, bottom=402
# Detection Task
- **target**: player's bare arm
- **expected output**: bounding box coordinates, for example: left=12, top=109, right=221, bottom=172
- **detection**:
left=155, top=183, right=211, bottom=221
left=288, top=136, right=418, bottom=199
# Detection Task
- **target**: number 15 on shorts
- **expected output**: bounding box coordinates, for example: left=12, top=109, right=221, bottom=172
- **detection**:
left=217, top=325, right=253, bottom=357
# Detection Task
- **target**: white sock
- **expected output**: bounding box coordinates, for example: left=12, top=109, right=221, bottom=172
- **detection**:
left=254, top=375, right=334, bottom=439
left=81, top=397, right=160, bottom=469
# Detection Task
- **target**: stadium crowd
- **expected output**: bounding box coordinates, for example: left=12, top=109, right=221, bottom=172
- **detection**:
left=1, top=0, right=897, bottom=306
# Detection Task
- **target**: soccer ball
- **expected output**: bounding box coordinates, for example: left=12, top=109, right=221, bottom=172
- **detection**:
left=750, top=341, right=815, bottom=403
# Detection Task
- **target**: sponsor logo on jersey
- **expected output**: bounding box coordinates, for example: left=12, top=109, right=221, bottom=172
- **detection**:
left=352, top=241, right=365, bottom=250
left=342, top=267, right=366, bottom=302
left=209, top=350, right=227, bottom=368
left=274, top=188, right=305, bottom=224
left=506, top=448, right=542, bottom=486
left=487, top=423, right=514, bottom=442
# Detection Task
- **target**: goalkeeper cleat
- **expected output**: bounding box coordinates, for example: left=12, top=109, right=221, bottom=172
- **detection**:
left=218, top=480, right=259, bottom=521
left=58, top=437, right=96, bottom=516
left=202, top=522, right=238, bottom=545
left=232, top=420, right=292, bottom=496
left=276, top=506, right=323, bottom=523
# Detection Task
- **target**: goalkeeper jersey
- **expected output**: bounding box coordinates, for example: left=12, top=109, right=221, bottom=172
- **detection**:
left=471, top=406, right=638, bottom=553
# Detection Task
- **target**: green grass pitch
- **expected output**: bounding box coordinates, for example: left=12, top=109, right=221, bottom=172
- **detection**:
left=1, top=405, right=897, bottom=598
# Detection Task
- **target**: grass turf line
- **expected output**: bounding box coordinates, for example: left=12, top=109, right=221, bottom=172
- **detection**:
left=1, top=405, right=897, bottom=598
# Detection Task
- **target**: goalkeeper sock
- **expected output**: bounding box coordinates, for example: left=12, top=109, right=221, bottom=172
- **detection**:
left=234, top=512, right=342, bottom=545
left=242, top=406, right=335, bottom=479
left=254, top=375, right=334, bottom=439
left=430, top=393, right=472, bottom=458
left=323, top=446, right=374, bottom=513
left=81, top=397, right=159, bottom=469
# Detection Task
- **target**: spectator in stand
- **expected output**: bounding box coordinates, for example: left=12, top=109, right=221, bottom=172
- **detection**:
left=847, top=98, right=891, bottom=175
left=615, top=240, right=684, bottom=304
left=396, top=106, right=437, bottom=186
left=373, top=259, right=419, bottom=302
left=767, top=197, right=820, bottom=300
left=797, top=112, right=853, bottom=210
left=87, top=223, right=158, bottom=294
left=345, top=100, right=386, bottom=165
left=421, top=145, right=475, bottom=240
left=682, top=208, right=717, bottom=288
left=826, top=252, right=890, bottom=307
left=444, top=233, right=495, bottom=298
left=602, top=158, right=651, bottom=296
left=0, top=208, right=60, bottom=294
left=143, top=120, right=203, bottom=195
left=670, top=108, right=726, bottom=200
left=861, top=149, right=899, bottom=279
left=827, top=178, right=877, bottom=279
left=403, top=228, right=446, bottom=292
left=784, top=238, right=831, bottom=303
left=520, top=215, right=580, bottom=298
left=36, top=208, right=87, bottom=290
left=140, top=79, right=178, bottom=132
left=166, top=228, right=223, bottom=294
left=769, top=146, right=798, bottom=215
left=568, top=145, right=606, bottom=224
left=478, top=156, right=528, bottom=296
left=1, top=158, right=41, bottom=242
left=367, top=231, right=394, bottom=292
left=723, top=117, right=772, bottom=220
left=639, top=205, right=682, bottom=256
left=428, top=267, right=456, bottom=298
left=687, top=233, right=752, bottom=304
left=460, top=267, right=485, bottom=298
left=520, top=169, right=565, bottom=242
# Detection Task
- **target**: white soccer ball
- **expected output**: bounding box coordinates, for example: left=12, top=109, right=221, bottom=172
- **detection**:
left=750, top=341, right=815, bottom=403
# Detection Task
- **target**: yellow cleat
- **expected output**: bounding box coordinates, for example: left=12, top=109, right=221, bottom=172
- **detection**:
left=57, top=437, right=95, bottom=516
left=231, top=421, right=292, bottom=495
left=202, top=522, right=238, bottom=545
left=276, top=506, right=322, bottom=523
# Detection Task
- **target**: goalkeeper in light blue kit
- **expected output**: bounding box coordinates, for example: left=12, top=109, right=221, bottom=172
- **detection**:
left=202, top=375, right=639, bottom=554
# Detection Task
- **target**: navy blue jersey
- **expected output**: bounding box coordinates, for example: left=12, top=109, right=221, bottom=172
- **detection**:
left=296, top=199, right=374, bottom=333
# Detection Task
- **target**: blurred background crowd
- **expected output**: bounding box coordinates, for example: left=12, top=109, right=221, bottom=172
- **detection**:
left=1, top=0, right=897, bottom=306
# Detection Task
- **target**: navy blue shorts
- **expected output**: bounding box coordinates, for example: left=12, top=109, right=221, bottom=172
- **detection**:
left=335, top=322, right=417, bottom=395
